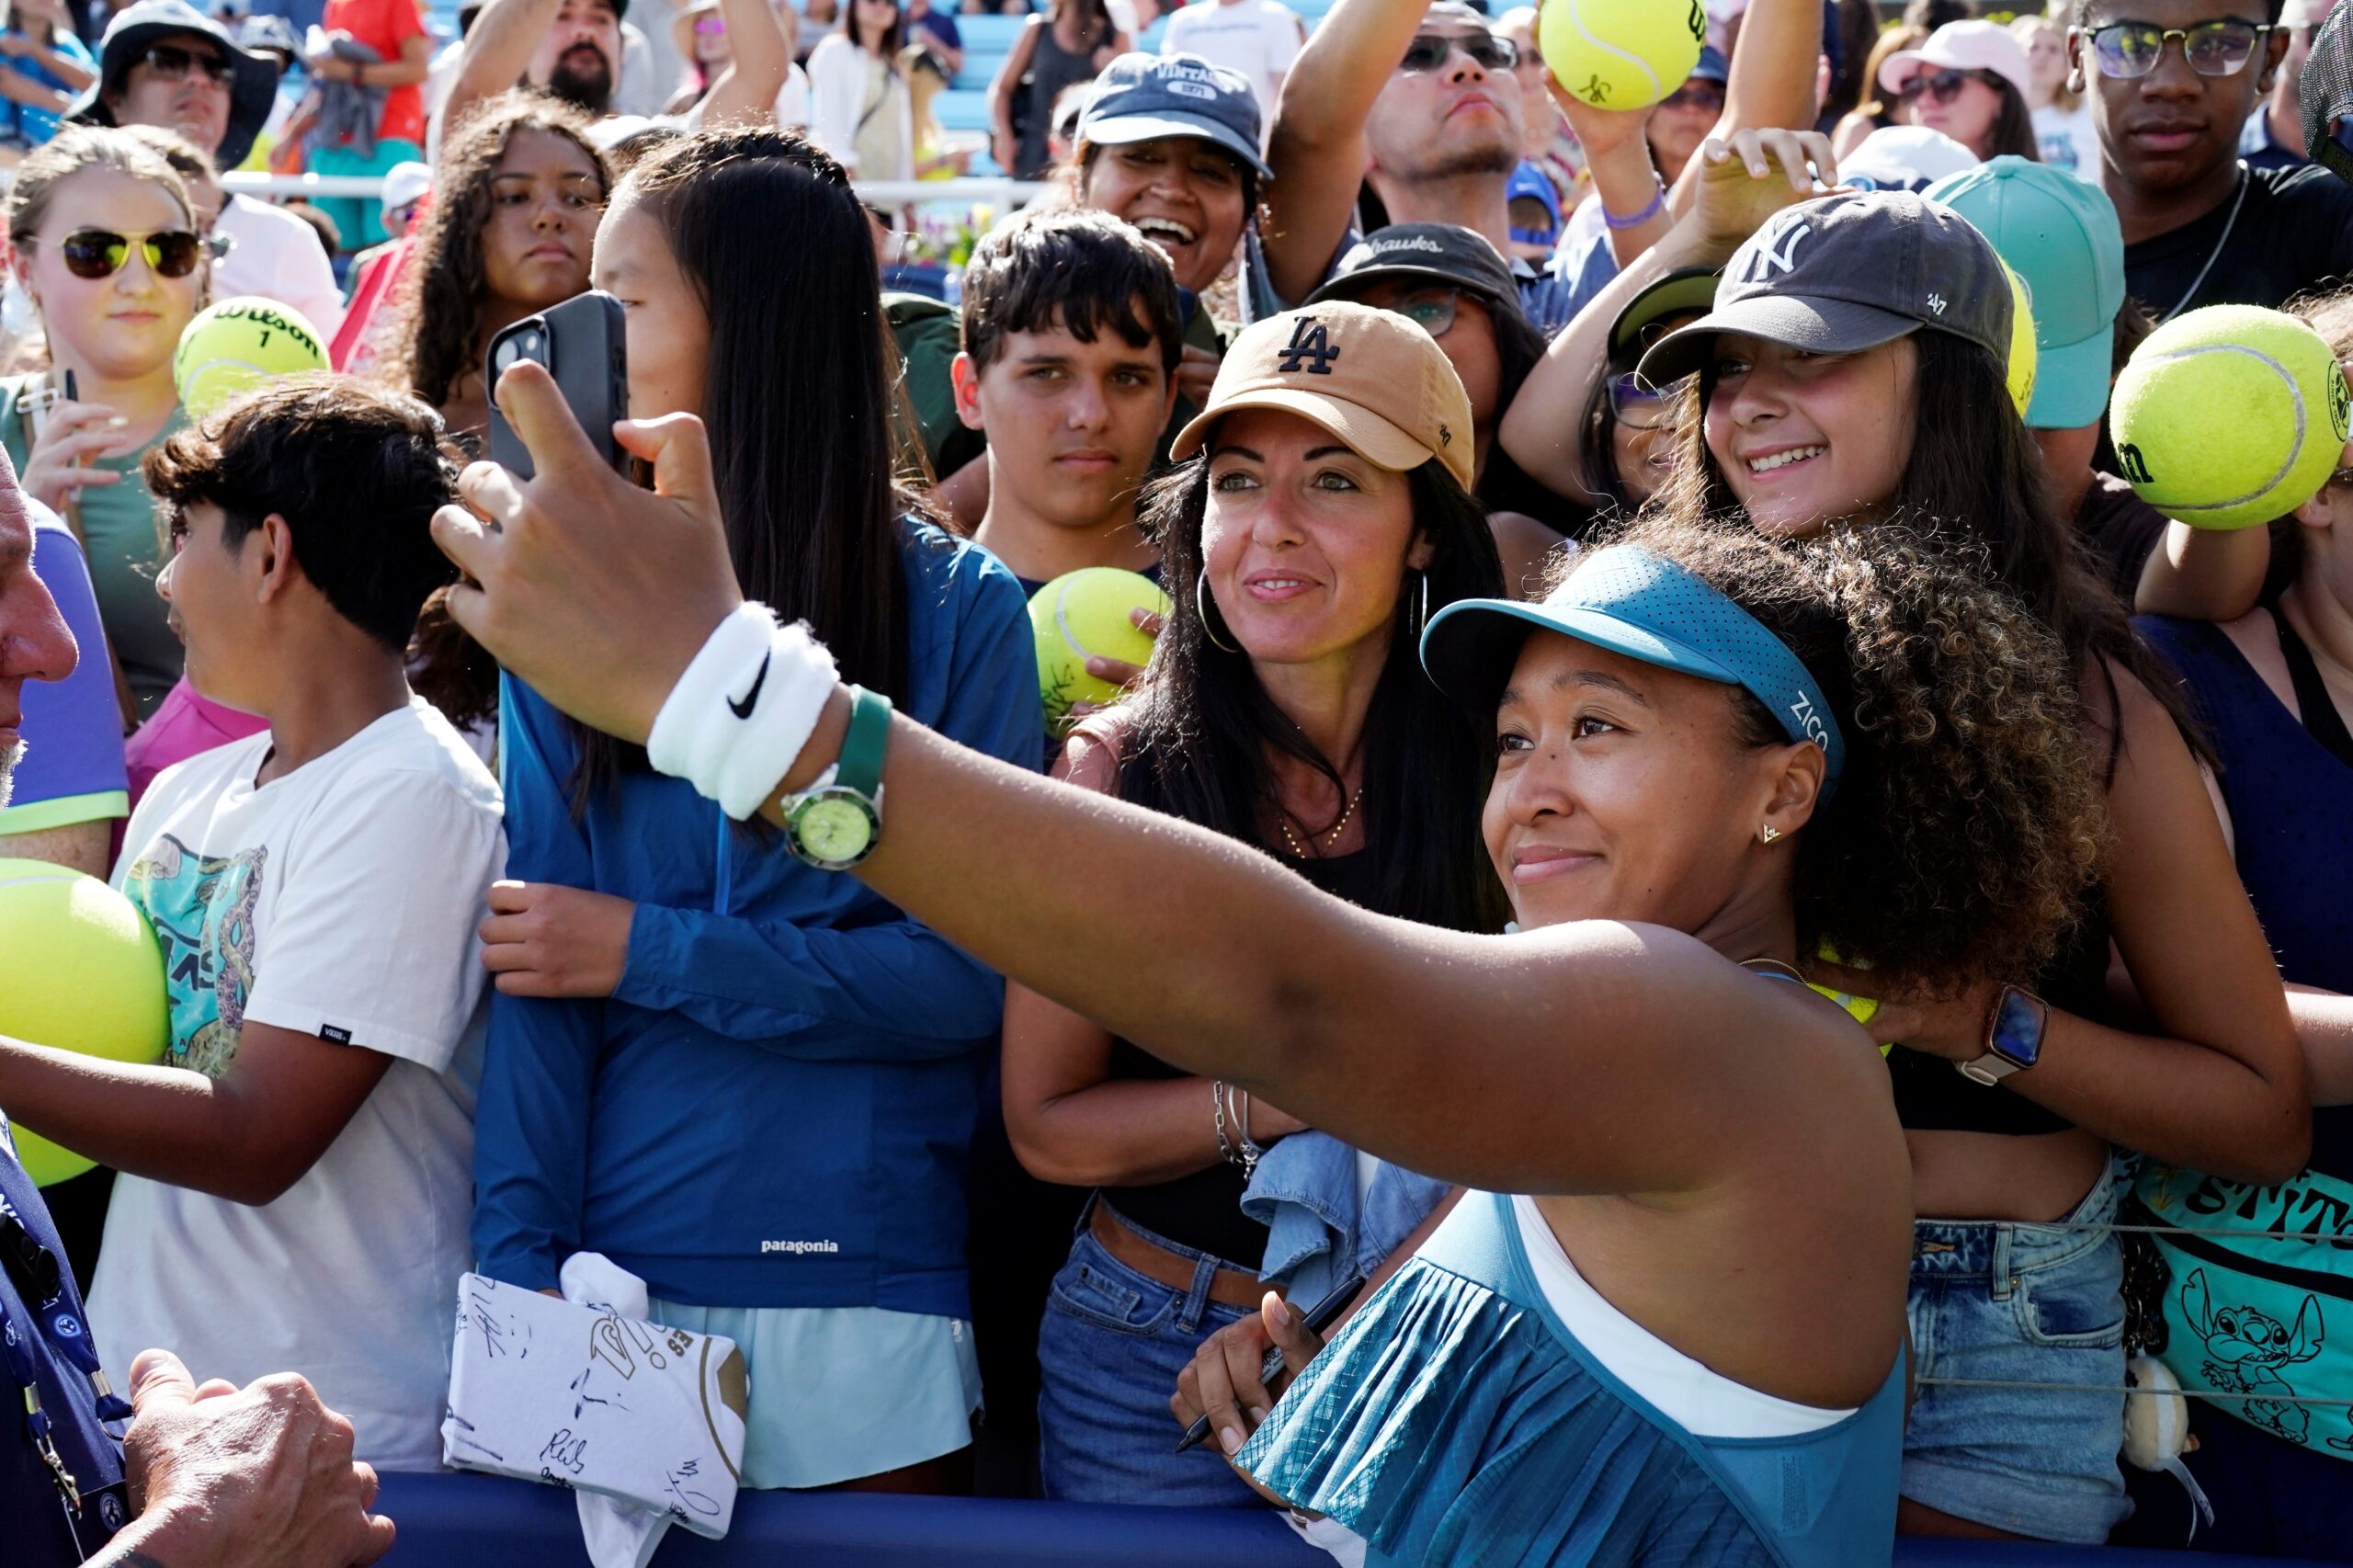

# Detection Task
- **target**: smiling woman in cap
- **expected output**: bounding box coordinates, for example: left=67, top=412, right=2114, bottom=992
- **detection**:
left=1006, top=300, right=1508, bottom=1506
left=1631, top=162, right=2310, bottom=1544
left=435, top=341, right=2115, bottom=1562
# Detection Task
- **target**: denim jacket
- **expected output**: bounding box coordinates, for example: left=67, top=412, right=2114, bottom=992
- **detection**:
left=1243, top=1131, right=1449, bottom=1302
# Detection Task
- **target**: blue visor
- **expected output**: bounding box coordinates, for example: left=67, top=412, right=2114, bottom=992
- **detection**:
left=1420, top=545, right=1846, bottom=799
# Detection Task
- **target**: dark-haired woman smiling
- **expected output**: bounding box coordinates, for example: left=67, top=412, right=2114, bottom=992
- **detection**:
left=468, top=127, right=1039, bottom=1494
left=1006, top=301, right=1507, bottom=1506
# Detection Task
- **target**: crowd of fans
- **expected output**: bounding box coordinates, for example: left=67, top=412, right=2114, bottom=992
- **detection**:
left=4, top=0, right=2353, bottom=1562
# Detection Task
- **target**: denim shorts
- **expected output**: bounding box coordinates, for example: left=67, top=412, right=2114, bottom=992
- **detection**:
left=1903, top=1157, right=2131, bottom=1544
left=1035, top=1202, right=1263, bottom=1506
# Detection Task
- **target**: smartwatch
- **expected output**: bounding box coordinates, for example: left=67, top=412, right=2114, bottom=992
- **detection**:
left=1955, top=984, right=2049, bottom=1086
left=782, top=686, right=892, bottom=870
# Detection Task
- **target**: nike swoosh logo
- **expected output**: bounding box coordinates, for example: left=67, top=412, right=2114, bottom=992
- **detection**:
left=728, top=651, right=770, bottom=721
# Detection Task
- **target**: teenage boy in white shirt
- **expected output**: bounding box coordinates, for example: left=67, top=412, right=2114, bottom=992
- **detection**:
left=0, top=378, right=503, bottom=1471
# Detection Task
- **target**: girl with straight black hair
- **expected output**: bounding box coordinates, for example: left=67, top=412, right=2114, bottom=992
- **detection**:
left=467, top=126, right=1040, bottom=1494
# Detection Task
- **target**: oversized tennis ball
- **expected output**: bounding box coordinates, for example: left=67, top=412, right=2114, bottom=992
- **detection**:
left=173, top=296, right=329, bottom=423
left=2003, top=262, right=2037, bottom=419
left=0, top=859, right=167, bottom=1185
left=2109, top=304, right=2351, bottom=531
left=1029, top=568, right=1172, bottom=737
left=1540, top=0, right=1706, bottom=110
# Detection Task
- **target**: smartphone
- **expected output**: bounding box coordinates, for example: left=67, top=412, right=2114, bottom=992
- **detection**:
left=484, top=291, right=629, bottom=481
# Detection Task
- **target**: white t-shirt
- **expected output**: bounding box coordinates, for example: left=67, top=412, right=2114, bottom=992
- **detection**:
left=213, top=194, right=347, bottom=340
left=2032, top=101, right=2101, bottom=182
left=87, top=697, right=505, bottom=1471
left=1159, top=0, right=1302, bottom=121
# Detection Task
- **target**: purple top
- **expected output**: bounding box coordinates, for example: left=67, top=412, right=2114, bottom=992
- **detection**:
left=0, top=507, right=126, bottom=835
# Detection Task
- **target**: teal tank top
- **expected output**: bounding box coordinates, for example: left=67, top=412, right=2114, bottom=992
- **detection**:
left=1240, top=1191, right=1904, bottom=1567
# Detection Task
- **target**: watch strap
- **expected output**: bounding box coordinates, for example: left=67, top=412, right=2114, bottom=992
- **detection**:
left=836, top=686, right=893, bottom=797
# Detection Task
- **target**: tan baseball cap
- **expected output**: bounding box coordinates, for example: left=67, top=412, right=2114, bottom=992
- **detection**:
left=1169, top=302, right=1477, bottom=492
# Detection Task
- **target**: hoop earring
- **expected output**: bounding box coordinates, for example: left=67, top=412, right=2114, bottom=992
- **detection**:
left=1198, top=574, right=1239, bottom=653
left=1412, top=572, right=1429, bottom=643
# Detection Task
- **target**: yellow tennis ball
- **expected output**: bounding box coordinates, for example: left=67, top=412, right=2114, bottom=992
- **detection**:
left=1540, top=0, right=1706, bottom=110
left=1029, top=568, right=1172, bottom=737
left=2109, top=304, right=2351, bottom=531
left=173, top=296, right=330, bottom=423
left=2004, top=262, right=2037, bottom=419
left=0, top=859, right=167, bottom=1186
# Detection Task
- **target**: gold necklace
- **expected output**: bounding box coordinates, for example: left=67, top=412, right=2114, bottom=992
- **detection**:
left=1279, top=786, right=1363, bottom=858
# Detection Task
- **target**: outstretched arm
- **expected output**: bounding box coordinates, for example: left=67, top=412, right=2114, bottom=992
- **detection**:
left=437, top=0, right=560, bottom=142
left=700, top=0, right=790, bottom=126
left=431, top=367, right=1898, bottom=1201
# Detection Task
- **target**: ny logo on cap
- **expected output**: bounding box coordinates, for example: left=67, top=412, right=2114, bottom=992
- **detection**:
left=1279, top=316, right=1341, bottom=375
left=1736, top=215, right=1813, bottom=282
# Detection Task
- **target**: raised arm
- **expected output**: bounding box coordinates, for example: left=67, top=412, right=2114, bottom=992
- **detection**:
left=431, top=374, right=1904, bottom=1201
left=1257, top=0, right=1427, bottom=307
left=699, top=0, right=790, bottom=127
left=438, top=0, right=563, bottom=143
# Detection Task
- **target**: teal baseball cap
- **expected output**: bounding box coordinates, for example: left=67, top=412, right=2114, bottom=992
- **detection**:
left=1924, top=157, right=2124, bottom=430
left=1421, top=544, right=1845, bottom=800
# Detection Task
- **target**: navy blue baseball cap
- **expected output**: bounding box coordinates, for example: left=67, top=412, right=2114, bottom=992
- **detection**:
left=1422, top=544, right=1847, bottom=798
left=1077, top=52, right=1271, bottom=180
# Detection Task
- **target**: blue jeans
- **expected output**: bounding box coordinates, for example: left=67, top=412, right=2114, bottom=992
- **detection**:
left=1036, top=1203, right=1263, bottom=1506
left=1904, top=1159, right=2131, bottom=1543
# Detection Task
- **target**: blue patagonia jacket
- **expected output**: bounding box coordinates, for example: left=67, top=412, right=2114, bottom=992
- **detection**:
left=472, top=523, right=1040, bottom=1319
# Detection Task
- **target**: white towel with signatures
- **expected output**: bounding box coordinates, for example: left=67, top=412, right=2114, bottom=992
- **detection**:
left=442, top=1257, right=749, bottom=1566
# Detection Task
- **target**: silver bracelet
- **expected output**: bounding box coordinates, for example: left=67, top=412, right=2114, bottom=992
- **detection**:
left=1234, top=1087, right=1264, bottom=1181
left=1212, top=1079, right=1236, bottom=1165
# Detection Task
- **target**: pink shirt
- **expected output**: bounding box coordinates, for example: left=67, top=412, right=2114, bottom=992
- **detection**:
left=125, top=678, right=268, bottom=809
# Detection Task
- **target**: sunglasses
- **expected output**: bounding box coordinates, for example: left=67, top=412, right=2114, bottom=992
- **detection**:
left=1895, top=66, right=1987, bottom=105
left=1399, top=31, right=1519, bottom=74
left=2076, top=19, right=2270, bottom=78
left=694, top=13, right=724, bottom=30
left=1659, top=79, right=1725, bottom=112
left=138, top=41, right=235, bottom=86
left=38, top=227, right=205, bottom=279
left=1608, top=370, right=1691, bottom=431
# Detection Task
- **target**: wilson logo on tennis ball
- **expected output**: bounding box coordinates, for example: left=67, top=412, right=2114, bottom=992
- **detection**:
left=1540, top=0, right=1706, bottom=110
left=173, top=296, right=330, bottom=422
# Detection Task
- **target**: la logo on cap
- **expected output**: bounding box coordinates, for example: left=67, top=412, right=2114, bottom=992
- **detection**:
left=1280, top=316, right=1341, bottom=374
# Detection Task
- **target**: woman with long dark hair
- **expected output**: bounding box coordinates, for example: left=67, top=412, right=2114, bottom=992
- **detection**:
left=1005, top=301, right=1506, bottom=1506
left=468, top=126, right=1039, bottom=1494
left=808, top=0, right=915, bottom=180
left=381, top=92, right=607, bottom=446
left=1622, top=148, right=2304, bottom=1546
left=991, top=0, right=1125, bottom=182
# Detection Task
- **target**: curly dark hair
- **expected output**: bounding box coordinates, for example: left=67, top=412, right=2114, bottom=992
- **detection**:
left=381, top=92, right=609, bottom=411
left=1580, top=515, right=2111, bottom=994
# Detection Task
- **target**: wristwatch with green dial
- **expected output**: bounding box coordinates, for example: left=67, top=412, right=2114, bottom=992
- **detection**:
left=784, top=686, right=892, bottom=870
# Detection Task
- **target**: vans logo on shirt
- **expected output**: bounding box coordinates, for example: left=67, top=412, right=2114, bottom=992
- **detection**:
left=320, top=1025, right=353, bottom=1045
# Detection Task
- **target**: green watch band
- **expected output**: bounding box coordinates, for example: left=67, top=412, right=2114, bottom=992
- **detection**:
left=838, top=685, right=892, bottom=795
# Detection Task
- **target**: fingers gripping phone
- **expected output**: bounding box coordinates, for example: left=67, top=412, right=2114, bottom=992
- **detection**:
left=484, top=290, right=630, bottom=481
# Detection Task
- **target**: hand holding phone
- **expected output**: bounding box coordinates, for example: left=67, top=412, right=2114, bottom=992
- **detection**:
left=485, top=291, right=631, bottom=482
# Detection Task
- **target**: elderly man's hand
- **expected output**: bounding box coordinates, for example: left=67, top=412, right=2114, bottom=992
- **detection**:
left=107, top=1348, right=393, bottom=1568
left=430, top=359, right=744, bottom=746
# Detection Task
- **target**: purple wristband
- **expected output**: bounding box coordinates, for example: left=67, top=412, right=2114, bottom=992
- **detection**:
left=1603, top=178, right=1667, bottom=231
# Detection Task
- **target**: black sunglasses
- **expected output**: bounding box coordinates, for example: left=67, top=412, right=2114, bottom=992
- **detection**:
left=1660, top=79, right=1725, bottom=111
left=1400, top=31, right=1519, bottom=74
left=138, top=42, right=236, bottom=86
left=1896, top=66, right=1989, bottom=105
left=39, top=228, right=205, bottom=280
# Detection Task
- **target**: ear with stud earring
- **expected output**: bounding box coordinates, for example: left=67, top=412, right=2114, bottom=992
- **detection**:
left=1758, top=824, right=1782, bottom=844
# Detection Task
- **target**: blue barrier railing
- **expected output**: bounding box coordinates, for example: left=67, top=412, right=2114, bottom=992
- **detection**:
left=372, top=1471, right=2334, bottom=1567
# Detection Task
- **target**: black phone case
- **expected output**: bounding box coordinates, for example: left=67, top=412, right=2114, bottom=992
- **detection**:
left=484, top=291, right=629, bottom=481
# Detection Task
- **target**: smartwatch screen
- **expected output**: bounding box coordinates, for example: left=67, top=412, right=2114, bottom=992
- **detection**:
left=1989, top=988, right=2045, bottom=1068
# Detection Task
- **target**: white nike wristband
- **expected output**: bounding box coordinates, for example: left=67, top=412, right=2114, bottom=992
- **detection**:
left=646, top=602, right=839, bottom=820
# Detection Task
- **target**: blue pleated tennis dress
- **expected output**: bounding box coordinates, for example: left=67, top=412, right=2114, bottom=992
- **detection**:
left=1241, top=1190, right=1905, bottom=1567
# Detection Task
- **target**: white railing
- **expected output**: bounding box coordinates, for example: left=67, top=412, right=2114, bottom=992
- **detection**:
left=219, top=172, right=1048, bottom=207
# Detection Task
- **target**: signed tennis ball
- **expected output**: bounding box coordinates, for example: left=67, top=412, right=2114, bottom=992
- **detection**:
left=173, top=297, right=330, bottom=422
left=0, top=860, right=167, bottom=1186
left=1029, top=568, right=1172, bottom=738
left=2109, top=304, right=2350, bottom=531
left=1540, top=0, right=1706, bottom=111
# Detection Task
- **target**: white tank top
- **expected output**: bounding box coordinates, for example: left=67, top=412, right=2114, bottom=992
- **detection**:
left=1509, top=1194, right=1854, bottom=1439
